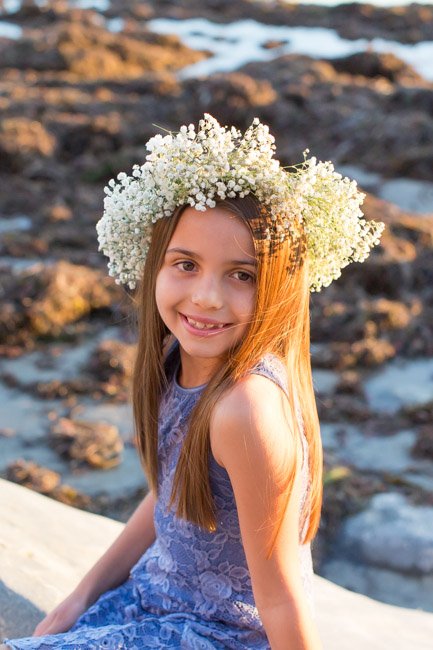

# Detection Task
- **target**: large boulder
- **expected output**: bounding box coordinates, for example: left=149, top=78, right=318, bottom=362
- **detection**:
left=1, top=479, right=433, bottom=649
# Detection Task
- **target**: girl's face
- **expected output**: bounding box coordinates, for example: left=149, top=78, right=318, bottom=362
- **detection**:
left=155, top=206, right=256, bottom=383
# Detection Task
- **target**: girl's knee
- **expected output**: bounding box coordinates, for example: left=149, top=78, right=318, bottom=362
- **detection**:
left=0, top=644, right=11, bottom=649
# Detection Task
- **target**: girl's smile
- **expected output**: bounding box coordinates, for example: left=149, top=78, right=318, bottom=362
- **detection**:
left=155, top=206, right=256, bottom=387
left=180, top=313, right=233, bottom=334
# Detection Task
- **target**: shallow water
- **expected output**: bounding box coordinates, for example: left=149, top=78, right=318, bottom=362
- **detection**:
left=148, top=17, right=433, bottom=82
left=338, top=167, right=433, bottom=215
left=72, top=399, right=134, bottom=442
left=378, top=178, right=433, bottom=214
left=0, top=20, right=21, bottom=38
left=338, top=166, right=433, bottom=215
left=0, top=216, right=32, bottom=234
left=2, top=0, right=433, bottom=14
left=0, top=383, right=62, bottom=441
left=321, top=423, right=419, bottom=474
left=2, top=6, right=432, bottom=83
left=2, top=6, right=433, bottom=82
left=312, top=369, right=340, bottom=394
left=0, top=326, right=120, bottom=384
left=0, top=257, right=53, bottom=273
left=0, top=326, right=143, bottom=497
left=0, top=0, right=109, bottom=12
left=365, top=357, right=433, bottom=414
left=280, top=0, right=433, bottom=5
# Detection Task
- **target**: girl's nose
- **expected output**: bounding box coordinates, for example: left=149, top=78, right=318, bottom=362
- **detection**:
left=191, top=276, right=224, bottom=310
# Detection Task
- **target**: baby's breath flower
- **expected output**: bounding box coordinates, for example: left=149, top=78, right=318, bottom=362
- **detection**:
left=96, top=114, right=385, bottom=291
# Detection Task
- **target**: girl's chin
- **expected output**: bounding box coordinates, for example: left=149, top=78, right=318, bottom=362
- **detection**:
left=178, top=336, right=232, bottom=356
left=176, top=330, right=239, bottom=361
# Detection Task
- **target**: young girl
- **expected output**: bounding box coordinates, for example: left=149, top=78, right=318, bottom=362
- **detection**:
left=3, top=115, right=384, bottom=650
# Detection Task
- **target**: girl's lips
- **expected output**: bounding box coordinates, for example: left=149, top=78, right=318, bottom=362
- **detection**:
left=180, top=313, right=232, bottom=336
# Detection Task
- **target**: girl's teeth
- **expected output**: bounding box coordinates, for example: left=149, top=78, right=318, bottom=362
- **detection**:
left=186, top=317, right=225, bottom=330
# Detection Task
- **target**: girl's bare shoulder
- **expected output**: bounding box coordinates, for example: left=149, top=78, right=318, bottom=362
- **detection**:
left=210, top=373, right=295, bottom=469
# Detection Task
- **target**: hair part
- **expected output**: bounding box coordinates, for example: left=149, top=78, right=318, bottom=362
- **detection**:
left=132, top=196, right=322, bottom=559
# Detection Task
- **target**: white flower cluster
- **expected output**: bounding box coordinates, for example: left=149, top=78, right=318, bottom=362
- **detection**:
left=96, top=114, right=385, bottom=291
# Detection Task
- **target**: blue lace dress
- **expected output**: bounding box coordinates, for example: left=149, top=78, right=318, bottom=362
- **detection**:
left=5, top=344, right=314, bottom=650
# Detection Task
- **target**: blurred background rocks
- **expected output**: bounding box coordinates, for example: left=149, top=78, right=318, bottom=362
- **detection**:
left=0, top=0, right=432, bottom=613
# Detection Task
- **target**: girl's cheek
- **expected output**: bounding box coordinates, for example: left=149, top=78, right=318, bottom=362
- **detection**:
left=156, top=270, right=182, bottom=309
left=155, top=272, right=170, bottom=312
left=232, top=281, right=256, bottom=304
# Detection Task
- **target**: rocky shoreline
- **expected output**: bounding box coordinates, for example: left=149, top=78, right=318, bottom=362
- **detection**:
left=5, top=0, right=431, bottom=44
left=0, top=0, right=433, bottom=612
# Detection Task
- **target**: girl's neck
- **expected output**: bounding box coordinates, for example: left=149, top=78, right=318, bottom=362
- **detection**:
left=177, top=347, right=225, bottom=389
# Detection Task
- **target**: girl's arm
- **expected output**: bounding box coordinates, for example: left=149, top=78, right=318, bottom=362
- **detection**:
left=210, top=374, right=323, bottom=650
left=33, top=489, right=156, bottom=636
left=73, top=488, right=157, bottom=606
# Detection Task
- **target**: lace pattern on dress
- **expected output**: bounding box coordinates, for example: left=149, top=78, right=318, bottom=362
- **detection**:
left=4, top=342, right=315, bottom=650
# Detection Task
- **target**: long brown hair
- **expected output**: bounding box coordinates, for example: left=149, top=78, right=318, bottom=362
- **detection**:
left=132, top=196, right=322, bottom=558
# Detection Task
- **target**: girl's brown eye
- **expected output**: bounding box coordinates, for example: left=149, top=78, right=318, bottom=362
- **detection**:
left=179, top=261, right=195, bottom=272
left=234, top=271, right=253, bottom=282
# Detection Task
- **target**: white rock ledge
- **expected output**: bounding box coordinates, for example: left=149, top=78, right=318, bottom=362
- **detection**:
left=1, top=479, right=433, bottom=650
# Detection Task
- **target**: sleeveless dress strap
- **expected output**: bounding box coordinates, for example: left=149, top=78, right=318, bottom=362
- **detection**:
left=248, top=354, right=290, bottom=398
left=247, top=354, right=304, bottom=431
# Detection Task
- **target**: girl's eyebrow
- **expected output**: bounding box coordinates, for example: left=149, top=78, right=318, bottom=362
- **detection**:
left=166, top=247, right=256, bottom=267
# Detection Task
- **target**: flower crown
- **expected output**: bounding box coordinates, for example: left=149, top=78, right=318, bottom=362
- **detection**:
left=97, top=114, right=385, bottom=291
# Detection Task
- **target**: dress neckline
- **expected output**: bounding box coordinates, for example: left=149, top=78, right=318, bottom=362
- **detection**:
left=173, top=356, right=209, bottom=394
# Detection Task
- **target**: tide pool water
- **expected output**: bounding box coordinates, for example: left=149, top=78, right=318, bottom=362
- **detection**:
left=148, top=17, right=433, bottom=82
left=1, top=5, right=432, bottom=83
left=365, top=357, right=433, bottom=414
left=2, top=0, right=433, bottom=12
left=279, top=0, right=433, bottom=5
left=0, top=20, right=21, bottom=37
left=0, top=0, right=109, bottom=12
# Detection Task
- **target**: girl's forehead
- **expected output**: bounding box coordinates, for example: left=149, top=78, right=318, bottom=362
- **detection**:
left=169, top=207, right=255, bottom=260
